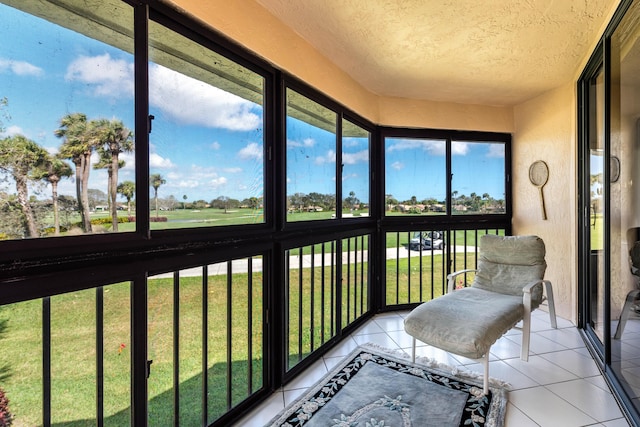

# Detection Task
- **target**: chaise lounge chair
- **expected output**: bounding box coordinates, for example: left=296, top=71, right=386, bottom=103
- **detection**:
left=404, top=234, right=557, bottom=394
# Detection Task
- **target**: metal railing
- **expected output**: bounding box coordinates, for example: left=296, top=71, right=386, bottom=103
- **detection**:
left=384, top=228, right=506, bottom=307
left=284, top=235, right=371, bottom=371
left=0, top=227, right=512, bottom=426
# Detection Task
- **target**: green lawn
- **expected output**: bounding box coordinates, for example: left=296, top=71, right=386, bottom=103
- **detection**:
left=1, top=216, right=494, bottom=425
left=45, top=208, right=375, bottom=234
left=0, top=274, right=264, bottom=426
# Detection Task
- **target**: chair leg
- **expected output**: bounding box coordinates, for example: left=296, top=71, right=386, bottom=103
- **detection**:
left=412, top=337, right=416, bottom=363
left=521, top=305, right=531, bottom=362
left=615, top=289, right=640, bottom=339
left=482, top=353, right=489, bottom=395
left=544, top=280, right=557, bottom=329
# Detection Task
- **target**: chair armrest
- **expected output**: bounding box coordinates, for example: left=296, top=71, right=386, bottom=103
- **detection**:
left=522, top=279, right=551, bottom=306
left=522, top=280, right=543, bottom=308
left=446, top=269, right=478, bottom=293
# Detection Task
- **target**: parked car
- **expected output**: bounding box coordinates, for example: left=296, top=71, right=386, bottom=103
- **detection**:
left=409, top=231, right=445, bottom=250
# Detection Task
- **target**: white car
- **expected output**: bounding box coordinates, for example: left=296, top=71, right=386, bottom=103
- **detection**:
left=409, top=231, right=445, bottom=250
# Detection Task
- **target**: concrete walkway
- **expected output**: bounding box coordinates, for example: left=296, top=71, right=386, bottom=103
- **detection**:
left=150, top=245, right=476, bottom=279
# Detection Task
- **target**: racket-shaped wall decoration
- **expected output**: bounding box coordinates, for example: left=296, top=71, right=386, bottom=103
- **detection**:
left=529, top=160, right=549, bottom=220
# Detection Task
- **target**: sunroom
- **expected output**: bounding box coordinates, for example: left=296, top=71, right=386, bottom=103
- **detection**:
left=0, top=0, right=638, bottom=426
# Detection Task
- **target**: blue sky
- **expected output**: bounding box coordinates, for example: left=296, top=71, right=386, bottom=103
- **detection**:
left=0, top=3, right=266, bottom=204
left=0, top=3, right=502, bottom=207
left=385, top=138, right=505, bottom=202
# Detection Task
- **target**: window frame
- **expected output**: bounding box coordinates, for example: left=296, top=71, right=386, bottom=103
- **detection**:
left=0, top=0, right=280, bottom=270
left=280, top=77, right=376, bottom=230
left=380, top=127, right=512, bottom=227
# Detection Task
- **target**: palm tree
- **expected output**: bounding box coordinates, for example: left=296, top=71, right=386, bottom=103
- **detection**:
left=55, top=113, right=95, bottom=232
left=150, top=173, right=166, bottom=218
left=34, top=155, right=73, bottom=236
left=94, top=149, right=125, bottom=208
left=0, top=135, right=48, bottom=237
left=117, top=180, right=135, bottom=216
left=93, top=119, right=134, bottom=231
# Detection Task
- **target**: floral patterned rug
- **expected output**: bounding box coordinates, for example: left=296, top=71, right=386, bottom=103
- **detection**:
left=266, top=344, right=508, bottom=427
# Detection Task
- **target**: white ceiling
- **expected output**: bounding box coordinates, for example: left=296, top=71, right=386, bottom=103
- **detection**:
left=254, top=0, right=617, bottom=106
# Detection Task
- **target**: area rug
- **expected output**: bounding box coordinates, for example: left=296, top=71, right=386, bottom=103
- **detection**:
left=266, top=344, right=508, bottom=427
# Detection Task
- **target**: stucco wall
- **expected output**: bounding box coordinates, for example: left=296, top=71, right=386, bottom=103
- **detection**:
left=512, top=84, right=577, bottom=323
left=169, top=0, right=514, bottom=133
left=378, top=96, right=513, bottom=132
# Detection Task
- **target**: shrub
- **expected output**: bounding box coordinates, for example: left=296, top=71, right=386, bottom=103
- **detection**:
left=149, top=216, right=168, bottom=222
left=0, top=387, right=13, bottom=427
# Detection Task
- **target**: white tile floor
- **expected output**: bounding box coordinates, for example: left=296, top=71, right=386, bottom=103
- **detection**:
left=235, top=309, right=630, bottom=426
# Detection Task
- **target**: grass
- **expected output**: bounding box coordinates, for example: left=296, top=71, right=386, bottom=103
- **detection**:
left=45, top=208, right=374, bottom=234
left=0, top=229, right=484, bottom=425
left=0, top=273, right=264, bottom=426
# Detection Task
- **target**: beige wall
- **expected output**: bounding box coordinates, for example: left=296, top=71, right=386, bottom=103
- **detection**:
left=512, top=84, right=578, bottom=322
left=378, top=97, right=513, bottom=132
left=170, top=0, right=514, bottom=133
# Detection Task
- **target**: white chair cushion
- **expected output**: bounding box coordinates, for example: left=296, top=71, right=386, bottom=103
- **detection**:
left=473, top=235, right=546, bottom=305
left=404, top=287, right=524, bottom=359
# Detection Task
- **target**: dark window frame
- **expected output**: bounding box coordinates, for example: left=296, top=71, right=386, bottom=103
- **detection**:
left=379, top=127, right=512, bottom=228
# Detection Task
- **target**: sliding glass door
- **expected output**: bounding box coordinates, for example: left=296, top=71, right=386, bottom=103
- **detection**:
left=580, top=1, right=640, bottom=422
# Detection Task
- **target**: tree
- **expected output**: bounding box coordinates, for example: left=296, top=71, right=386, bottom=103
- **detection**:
left=150, top=173, right=166, bottom=218
left=93, top=119, right=134, bottom=231
left=55, top=113, right=96, bottom=232
left=87, top=189, right=107, bottom=211
left=164, top=195, right=178, bottom=211
left=214, top=195, right=229, bottom=212
left=182, top=194, right=187, bottom=210
left=33, top=155, right=73, bottom=236
left=117, top=180, right=135, bottom=216
left=193, top=199, right=208, bottom=209
left=0, top=135, right=48, bottom=237
left=246, top=197, right=260, bottom=209
left=344, top=191, right=359, bottom=210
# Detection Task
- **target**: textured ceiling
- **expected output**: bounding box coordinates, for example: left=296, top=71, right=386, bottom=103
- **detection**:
left=254, top=0, right=617, bottom=106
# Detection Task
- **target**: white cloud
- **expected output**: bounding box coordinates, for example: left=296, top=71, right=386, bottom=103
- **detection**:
left=150, top=152, right=175, bottom=168
left=210, top=176, right=228, bottom=188
left=119, top=152, right=135, bottom=170
left=487, top=143, right=505, bottom=158
left=44, top=146, right=58, bottom=156
left=211, top=141, right=221, bottom=150
left=387, top=139, right=446, bottom=156
left=342, top=172, right=358, bottom=181
left=343, top=149, right=368, bottom=165
left=0, top=58, right=43, bottom=76
left=65, top=53, right=134, bottom=99
left=451, top=141, right=469, bottom=155
left=343, top=138, right=363, bottom=148
left=223, top=167, right=242, bottom=173
left=315, top=149, right=336, bottom=165
left=64, top=56, right=260, bottom=132
left=90, top=151, right=100, bottom=166
left=189, top=165, right=221, bottom=179
left=391, top=161, right=404, bottom=170
left=2, top=125, right=24, bottom=137
left=149, top=64, right=260, bottom=131
left=238, top=142, right=263, bottom=160
left=166, top=166, right=229, bottom=192
left=176, top=180, right=200, bottom=188
left=288, top=138, right=315, bottom=148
